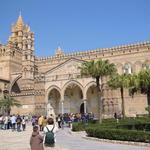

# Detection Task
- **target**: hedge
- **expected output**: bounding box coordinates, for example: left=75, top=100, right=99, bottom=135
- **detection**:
left=116, top=123, right=150, bottom=131
left=85, top=127, right=150, bottom=143
left=72, top=122, right=150, bottom=132
left=72, top=122, right=88, bottom=131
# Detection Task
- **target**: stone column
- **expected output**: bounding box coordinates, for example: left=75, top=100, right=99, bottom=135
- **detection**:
left=61, top=101, right=64, bottom=114
left=83, top=99, right=87, bottom=114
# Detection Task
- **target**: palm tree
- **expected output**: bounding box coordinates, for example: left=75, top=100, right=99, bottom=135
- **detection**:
left=0, top=96, right=22, bottom=115
left=79, top=59, right=117, bottom=123
left=138, top=69, right=150, bottom=105
left=107, top=73, right=132, bottom=118
left=129, top=69, right=150, bottom=116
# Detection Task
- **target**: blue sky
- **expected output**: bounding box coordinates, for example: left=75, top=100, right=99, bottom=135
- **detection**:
left=0, top=0, right=149, bottom=57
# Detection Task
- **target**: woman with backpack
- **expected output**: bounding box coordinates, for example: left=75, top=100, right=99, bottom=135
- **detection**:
left=43, top=118, right=58, bottom=149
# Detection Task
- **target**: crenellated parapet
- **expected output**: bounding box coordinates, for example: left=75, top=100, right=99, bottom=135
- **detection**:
left=36, top=41, right=150, bottom=63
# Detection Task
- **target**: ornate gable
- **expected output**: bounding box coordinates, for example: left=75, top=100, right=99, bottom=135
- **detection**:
left=45, top=58, right=85, bottom=76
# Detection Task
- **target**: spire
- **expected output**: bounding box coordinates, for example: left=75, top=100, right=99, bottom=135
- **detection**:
left=16, top=12, right=24, bottom=27
left=55, top=46, right=64, bottom=56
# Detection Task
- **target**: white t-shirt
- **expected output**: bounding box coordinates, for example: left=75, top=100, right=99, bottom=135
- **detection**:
left=0, top=117, right=3, bottom=122
left=22, top=119, right=26, bottom=125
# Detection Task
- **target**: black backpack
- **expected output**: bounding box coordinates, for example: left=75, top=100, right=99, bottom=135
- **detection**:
left=44, top=126, right=55, bottom=145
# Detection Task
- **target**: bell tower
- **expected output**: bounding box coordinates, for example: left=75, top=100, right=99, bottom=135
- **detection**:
left=21, top=19, right=35, bottom=90
left=10, top=14, right=35, bottom=90
left=22, top=27, right=35, bottom=89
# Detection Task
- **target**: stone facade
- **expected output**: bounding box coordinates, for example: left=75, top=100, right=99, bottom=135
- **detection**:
left=0, top=15, right=150, bottom=117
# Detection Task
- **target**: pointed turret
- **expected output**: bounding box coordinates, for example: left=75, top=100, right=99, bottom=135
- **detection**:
left=10, top=14, right=33, bottom=49
left=16, top=13, right=24, bottom=29
left=55, top=46, right=64, bottom=56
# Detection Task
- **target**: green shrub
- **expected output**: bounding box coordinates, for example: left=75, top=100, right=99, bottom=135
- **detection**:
left=72, top=122, right=86, bottom=131
left=117, top=123, right=150, bottom=131
left=88, top=119, right=99, bottom=124
left=86, top=127, right=150, bottom=143
left=72, top=117, right=150, bottom=133
left=72, top=117, right=150, bottom=142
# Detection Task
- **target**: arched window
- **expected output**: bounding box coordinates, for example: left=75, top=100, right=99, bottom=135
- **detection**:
left=142, top=60, right=150, bottom=70
left=142, top=64, right=150, bottom=69
left=123, top=63, right=132, bottom=74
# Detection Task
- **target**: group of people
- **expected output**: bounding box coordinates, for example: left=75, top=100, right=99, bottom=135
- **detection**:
left=0, top=114, right=29, bottom=131
left=0, top=112, right=95, bottom=150
left=30, top=112, right=95, bottom=150
left=31, top=112, right=95, bottom=131
left=56, top=112, right=95, bottom=127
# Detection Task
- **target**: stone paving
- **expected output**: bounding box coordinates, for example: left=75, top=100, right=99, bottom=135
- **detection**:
left=0, top=124, right=150, bottom=150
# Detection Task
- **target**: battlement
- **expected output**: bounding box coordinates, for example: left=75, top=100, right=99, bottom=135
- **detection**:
left=36, top=41, right=150, bottom=62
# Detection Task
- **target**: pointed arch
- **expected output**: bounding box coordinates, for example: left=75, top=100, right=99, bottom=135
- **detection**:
left=122, top=62, right=133, bottom=74
left=84, top=81, right=96, bottom=99
left=142, top=60, right=150, bottom=70
left=62, top=80, right=83, bottom=99
left=10, top=75, right=22, bottom=93
left=46, top=85, right=61, bottom=102
left=46, top=85, right=61, bottom=116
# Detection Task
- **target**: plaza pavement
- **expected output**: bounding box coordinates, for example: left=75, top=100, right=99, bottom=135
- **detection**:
left=0, top=124, right=150, bottom=150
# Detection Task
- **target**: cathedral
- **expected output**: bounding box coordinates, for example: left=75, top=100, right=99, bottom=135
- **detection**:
left=0, top=15, right=149, bottom=118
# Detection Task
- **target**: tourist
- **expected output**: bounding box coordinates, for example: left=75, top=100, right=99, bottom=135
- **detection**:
left=25, top=115, right=29, bottom=123
left=30, top=125, right=44, bottom=150
left=38, top=116, right=44, bottom=131
left=114, top=112, right=118, bottom=119
left=57, top=114, right=61, bottom=128
left=42, top=116, right=47, bottom=129
left=22, top=116, right=26, bottom=131
left=60, top=118, right=65, bottom=129
left=10, top=114, right=16, bottom=131
left=0, top=115, right=4, bottom=129
left=89, top=112, right=94, bottom=121
left=16, top=115, right=22, bottom=132
left=8, top=115, right=12, bottom=129
left=3, top=115, right=9, bottom=130
left=32, top=116, right=36, bottom=126
left=43, top=118, right=58, bottom=149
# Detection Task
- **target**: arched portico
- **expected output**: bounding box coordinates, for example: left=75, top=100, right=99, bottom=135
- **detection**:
left=85, top=82, right=99, bottom=117
left=62, top=80, right=84, bottom=98
left=62, top=80, right=84, bottom=114
left=46, top=86, right=61, bottom=116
